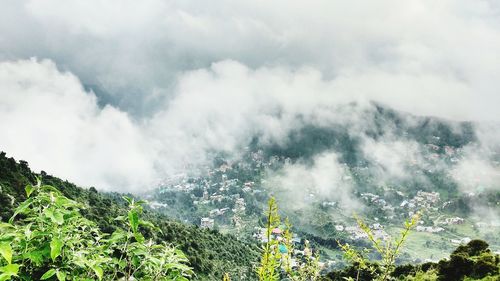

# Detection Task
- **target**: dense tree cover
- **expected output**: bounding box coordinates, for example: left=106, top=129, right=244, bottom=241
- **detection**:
left=322, top=239, right=499, bottom=281
left=0, top=152, right=259, bottom=280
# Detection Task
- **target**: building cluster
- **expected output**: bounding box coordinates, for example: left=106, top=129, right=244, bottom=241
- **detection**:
left=400, top=190, right=440, bottom=216
left=440, top=217, right=465, bottom=225
left=340, top=223, right=390, bottom=241
left=200, top=217, right=214, bottom=228
left=416, top=226, right=444, bottom=233
left=451, top=237, right=472, bottom=245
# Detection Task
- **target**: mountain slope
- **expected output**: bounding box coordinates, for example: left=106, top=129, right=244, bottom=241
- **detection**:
left=0, top=151, right=259, bottom=280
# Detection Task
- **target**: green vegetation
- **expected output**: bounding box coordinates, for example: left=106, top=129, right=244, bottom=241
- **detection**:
left=0, top=152, right=258, bottom=280
left=0, top=180, right=192, bottom=280
left=323, top=233, right=499, bottom=281
left=257, top=197, right=320, bottom=281
left=0, top=153, right=499, bottom=280
left=337, top=214, right=419, bottom=281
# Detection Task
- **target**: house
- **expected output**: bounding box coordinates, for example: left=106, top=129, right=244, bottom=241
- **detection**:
left=148, top=201, right=168, bottom=209
left=416, top=226, right=444, bottom=233
left=444, top=217, right=465, bottom=225
left=451, top=237, right=471, bottom=245
left=272, top=228, right=282, bottom=235
left=233, top=198, right=246, bottom=213
left=322, top=201, right=336, bottom=207
left=200, top=218, right=214, bottom=228
left=335, top=225, right=344, bottom=231
left=209, top=208, right=230, bottom=217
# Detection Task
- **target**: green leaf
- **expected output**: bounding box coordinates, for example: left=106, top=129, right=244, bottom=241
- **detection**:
left=44, top=209, right=64, bottom=225
left=108, top=230, right=126, bottom=244
left=113, top=216, right=126, bottom=221
left=0, top=264, right=20, bottom=276
left=91, top=265, right=103, bottom=280
left=41, top=185, right=60, bottom=194
left=133, top=232, right=145, bottom=243
left=9, top=197, right=34, bottom=223
left=25, top=185, right=34, bottom=197
left=26, top=250, right=45, bottom=266
left=50, top=237, right=63, bottom=261
left=139, top=220, right=155, bottom=229
left=52, top=212, right=64, bottom=225
left=56, top=270, right=66, bottom=281
left=128, top=210, right=139, bottom=233
left=0, top=243, right=12, bottom=264
left=24, top=223, right=33, bottom=240
left=40, top=269, right=57, bottom=280
left=0, top=273, right=11, bottom=281
left=54, top=196, right=72, bottom=208
left=122, top=196, right=133, bottom=205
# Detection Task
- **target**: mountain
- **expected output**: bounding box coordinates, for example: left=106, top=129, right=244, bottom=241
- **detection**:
left=0, top=151, right=259, bottom=280
left=144, top=105, right=500, bottom=268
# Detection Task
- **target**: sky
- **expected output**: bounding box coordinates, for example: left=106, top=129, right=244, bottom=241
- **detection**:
left=1, top=0, right=500, bottom=193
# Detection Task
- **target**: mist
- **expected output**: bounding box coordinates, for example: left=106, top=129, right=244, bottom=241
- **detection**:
left=0, top=0, right=499, bottom=222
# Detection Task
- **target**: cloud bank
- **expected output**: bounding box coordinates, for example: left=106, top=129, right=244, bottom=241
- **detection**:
left=0, top=59, right=155, bottom=190
left=264, top=152, right=361, bottom=212
left=2, top=0, right=500, bottom=119
left=0, top=0, right=499, bottom=198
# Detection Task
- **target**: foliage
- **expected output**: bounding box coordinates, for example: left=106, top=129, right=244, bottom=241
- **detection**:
left=257, top=197, right=320, bottom=281
left=436, top=240, right=499, bottom=280
left=0, top=180, right=192, bottom=280
left=0, top=152, right=259, bottom=280
left=257, top=197, right=282, bottom=281
left=105, top=196, right=193, bottom=280
left=325, top=239, right=499, bottom=281
left=337, top=213, right=419, bottom=281
left=401, top=270, right=438, bottom=281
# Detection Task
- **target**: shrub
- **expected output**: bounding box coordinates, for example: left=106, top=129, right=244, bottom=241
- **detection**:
left=0, top=180, right=192, bottom=280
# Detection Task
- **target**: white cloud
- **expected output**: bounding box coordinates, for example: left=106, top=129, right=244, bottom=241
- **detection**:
left=1, top=0, right=500, bottom=201
left=264, top=152, right=361, bottom=212
left=1, top=0, right=499, bottom=120
left=451, top=145, right=500, bottom=194
left=0, top=59, right=155, bottom=191
left=362, top=139, right=424, bottom=181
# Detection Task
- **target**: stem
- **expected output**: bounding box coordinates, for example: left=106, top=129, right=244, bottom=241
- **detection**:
left=263, top=200, right=273, bottom=276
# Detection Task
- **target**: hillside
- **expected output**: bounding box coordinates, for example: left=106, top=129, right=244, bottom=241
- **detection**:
left=0, top=151, right=259, bottom=280
left=144, top=106, right=500, bottom=268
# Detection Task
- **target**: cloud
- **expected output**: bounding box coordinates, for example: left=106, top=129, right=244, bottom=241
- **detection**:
left=147, top=60, right=361, bottom=169
left=0, top=58, right=156, bottom=191
left=0, top=0, right=499, bottom=207
left=362, top=139, right=425, bottom=182
left=451, top=144, right=500, bottom=195
left=0, top=58, right=362, bottom=191
left=264, top=152, right=361, bottom=212
left=1, top=0, right=500, bottom=120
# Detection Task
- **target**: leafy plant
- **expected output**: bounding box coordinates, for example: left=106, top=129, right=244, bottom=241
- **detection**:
left=0, top=179, right=192, bottom=280
left=107, top=196, right=193, bottom=280
left=257, top=197, right=282, bottom=281
left=0, top=152, right=258, bottom=279
left=257, top=197, right=320, bottom=281
left=338, top=213, right=419, bottom=281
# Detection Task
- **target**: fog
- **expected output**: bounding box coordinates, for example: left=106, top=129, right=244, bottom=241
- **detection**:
left=0, top=0, right=499, bottom=218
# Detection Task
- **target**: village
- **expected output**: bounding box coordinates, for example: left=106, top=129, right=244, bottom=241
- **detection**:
left=144, top=143, right=498, bottom=267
